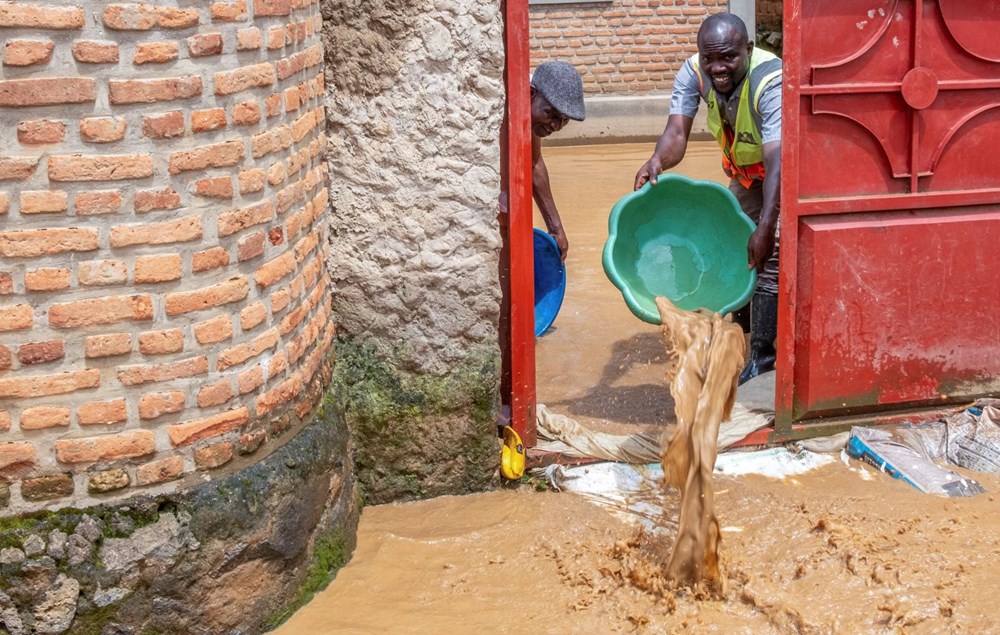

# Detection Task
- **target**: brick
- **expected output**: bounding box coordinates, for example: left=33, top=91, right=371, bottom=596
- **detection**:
left=0, top=228, right=98, bottom=258
left=18, top=340, right=64, bottom=365
left=292, top=111, right=317, bottom=142
left=0, top=369, right=100, bottom=399
left=266, top=162, right=286, bottom=185
left=251, top=125, right=293, bottom=158
left=197, top=378, right=234, bottom=407
left=135, top=254, right=182, bottom=283
left=138, top=391, right=185, bottom=420
left=85, top=333, right=132, bottom=358
left=55, top=430, right=155, bottom=464
left=0, top=156, right=39, bottom=180
left=195, top=442, right=234, bottom=470
left=188, top=33, right=223, bottom=57
left=109, top=76, right=202, bottom=105
left=238, top=169, right=265, bottom=193
left=268, top=227, right=284, bottom=246
left=136, top=455, right=184, bottom=485
left=192, top=247, right=230, bottom=272
left=218, top=201, right=274, bottom=237
left=21, top=474, right=73, bottom=501
left=80, top=117, right=127, bottom=143
left=72, top=40, right=119, bottom=64
left=194, top=314, right=233, bottom=344
left=0, top=4, right=84, bottom=29
left=142, top=111, right=185, bottom=139
left=270, top=288, right=290, bottom=313
left=238, top=365, right=264, bottom=393
left=236, top=27, right=261, bottom=51
left=214, top=63, right=275, bottom=96
left=78, top=259, right=127, bottom=286
left=253, top=252, right=295, bottom=288
left=211, top=0, right=247, bottom=22
left=77, top=399, right=127, bottom=426
left=49, top=295, right=153, bottom=328
left=134, top=187, right=181, bottom=212
left=49, top=155, right=153, bottom=182
left=240, top=302, right=267, bottom=331
left=0, top=346, right=10, bottom=370
left=165, top=277, right=249, bottom=316
left=0, top=193, right=7, bottom=215
left=237, top=428, right=266, bottom=455
left=111, top=216, right=202, bottom=247
left=0, top=442, right=36, bottom=472
left=264, top=93, right=282, bottom=117
left=232, top=101, right=261, bottom=127
left=168, top=139, right=244, bottom=174
left=194, top=177, right=233, bottom=199
left=89, top=468, right=130, bottom=493
left=168, top=407, right=248, bottom=446
left=254, top=0, right=291, bottom=17
left=138, top=329, right=184, bottom=355
left=0, top=78, right=96, bottom=107
left=192, top=108, right=227, bottom=133
left=133, top=41, right=178, bottom=65
left=0, top=304, right=32, bottom=331
left=20, top=190, right=68, bottom=214
left=238, top=232, right=265, bottom=262
left=256, top=373, right=302, bottom=415
left=75, top=190, right=122, bottom=216
left=3, top=40, right=54, bottom=66
left=267, top=26, right=285, bottom=50
left=103, top=4, right=199, bottom=30
left=283, top=86, right=300, bottom=111
left=20, top=406, right=71, bottom=430
left=117, top=356, right=208, bottom=386
left=275, top=45, right=322, bottom=80
left=218, top=328, right=278, bottom=370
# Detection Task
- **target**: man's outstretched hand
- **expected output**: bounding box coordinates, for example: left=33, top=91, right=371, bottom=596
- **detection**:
left=550, top=227, right=569, bottom=263
left=633, top=157, right=662, bottom=191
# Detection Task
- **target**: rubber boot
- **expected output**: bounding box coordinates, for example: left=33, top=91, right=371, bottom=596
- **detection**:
left=738, top=292, right=778, bottom=385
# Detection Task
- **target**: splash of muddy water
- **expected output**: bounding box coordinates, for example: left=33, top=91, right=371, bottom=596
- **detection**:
left=655, top=296, right=746, bottom=591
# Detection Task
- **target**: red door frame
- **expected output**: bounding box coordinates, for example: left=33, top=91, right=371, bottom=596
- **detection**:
left=501, top=0, right=537, bottom=447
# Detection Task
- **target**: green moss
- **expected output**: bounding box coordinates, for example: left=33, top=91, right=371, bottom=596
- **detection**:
left=333, top=336, right=500, bottom=503
left=263, top=528, right=350, bottom=631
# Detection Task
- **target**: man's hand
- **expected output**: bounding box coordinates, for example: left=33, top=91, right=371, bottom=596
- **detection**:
left=550, top=227, right=569, bottom=263
left=747, top=226, right=776, bottom=273
left=633, top=156, right=663, bottom=191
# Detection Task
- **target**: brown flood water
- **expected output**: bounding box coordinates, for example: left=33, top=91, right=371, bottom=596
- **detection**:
left=276, top=143, right=1000, bottom=633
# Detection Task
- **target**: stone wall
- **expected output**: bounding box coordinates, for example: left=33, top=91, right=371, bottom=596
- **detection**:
left=529, top=0, right=726, bottom=95
left=321, top=0, right=504, bottom=502
left=0, top=0, right=359, bottom=631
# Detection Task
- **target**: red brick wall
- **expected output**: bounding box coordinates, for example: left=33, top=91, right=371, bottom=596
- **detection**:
left=758, top=0, right=783, bottom=31
left=0, top=0, right=332, bottom=512
left=529, top=0, right=726, bottom=95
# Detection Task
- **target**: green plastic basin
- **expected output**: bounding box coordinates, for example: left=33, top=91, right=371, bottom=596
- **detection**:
left=602, top=174, right=757, bottom=324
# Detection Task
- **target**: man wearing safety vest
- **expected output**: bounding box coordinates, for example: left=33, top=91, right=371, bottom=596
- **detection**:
left=634, top=13, right=781, bottom=385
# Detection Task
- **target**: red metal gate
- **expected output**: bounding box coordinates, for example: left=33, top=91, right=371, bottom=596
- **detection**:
left=777, top=0, right=1000, bottom=437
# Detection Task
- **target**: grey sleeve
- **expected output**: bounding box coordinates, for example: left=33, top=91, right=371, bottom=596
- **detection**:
left=669, top=59, right=702, bottom=118
left=757, top=75, right=782, bottom=144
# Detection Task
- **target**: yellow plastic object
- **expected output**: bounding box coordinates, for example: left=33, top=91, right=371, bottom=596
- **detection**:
left=501, top=426, right=525, bottom=480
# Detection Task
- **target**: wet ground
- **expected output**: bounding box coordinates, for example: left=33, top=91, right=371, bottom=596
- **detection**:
left=275, top=143, right=1000, bottom=633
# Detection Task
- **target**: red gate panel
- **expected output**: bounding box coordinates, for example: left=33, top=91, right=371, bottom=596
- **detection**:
left=778, top=0, right=1000, bottom=432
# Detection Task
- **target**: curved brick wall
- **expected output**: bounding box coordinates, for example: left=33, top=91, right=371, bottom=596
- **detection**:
left=0, top=0, right=331, bottom=514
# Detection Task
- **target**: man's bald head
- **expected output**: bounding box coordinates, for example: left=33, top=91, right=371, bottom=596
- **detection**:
left=698, top=13, right=750, bottom=48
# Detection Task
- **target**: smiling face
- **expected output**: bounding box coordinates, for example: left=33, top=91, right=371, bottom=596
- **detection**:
left=530, top=88, right=569, bottom=138
left=697, top=25, right=752, bottom=96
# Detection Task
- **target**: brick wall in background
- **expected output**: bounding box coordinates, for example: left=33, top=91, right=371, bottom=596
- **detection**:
left=0, top=0, right=332, bottom=513
left=758, top=0, right=783, bottom=31
left=529, top=0, right=725, bottom=95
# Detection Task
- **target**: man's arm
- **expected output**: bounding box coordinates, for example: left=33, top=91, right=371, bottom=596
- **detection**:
left=633, top=114, right=694, bottom=190
left=531, top=133, right=568, bottom=262
left=747, top=140, right=781, bottom=272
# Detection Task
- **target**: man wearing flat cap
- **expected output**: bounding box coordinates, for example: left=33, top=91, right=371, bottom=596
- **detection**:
left=527, top=60, right=587, bottom=263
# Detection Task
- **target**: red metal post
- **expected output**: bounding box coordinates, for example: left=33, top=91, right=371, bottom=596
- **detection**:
left=502, top=0, right=537, bottom=446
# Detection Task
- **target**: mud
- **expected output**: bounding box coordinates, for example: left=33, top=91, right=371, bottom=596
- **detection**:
left=656, top=298, right=746, bottom=590
left=276, top=143, right=1000, bottom=632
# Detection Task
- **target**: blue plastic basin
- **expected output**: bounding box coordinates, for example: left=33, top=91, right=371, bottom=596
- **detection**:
left=534, top=228, right=566, bottom=336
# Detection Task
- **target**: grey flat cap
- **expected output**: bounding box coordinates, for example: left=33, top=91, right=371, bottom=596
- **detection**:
left=531, top=61, right=586, bottom=121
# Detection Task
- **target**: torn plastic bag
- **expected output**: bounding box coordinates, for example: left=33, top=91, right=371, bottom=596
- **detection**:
left=847, top=425, right=985, bottom=497
left=945, top=403, right=1000, bottom=475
